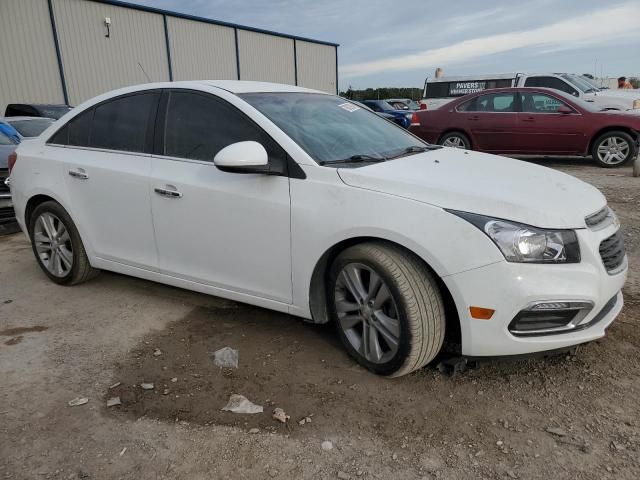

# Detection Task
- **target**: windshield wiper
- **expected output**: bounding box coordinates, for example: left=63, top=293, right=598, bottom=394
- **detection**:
left=318, top=154, right=387, bottom=166
left=388, top=144, right=442, bottom=159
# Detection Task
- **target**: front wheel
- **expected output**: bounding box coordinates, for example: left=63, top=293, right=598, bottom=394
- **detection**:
left=28, top=201, right=99, bottom=285
left=328, top=242, right=445, bottom=377
left=438, top=132, right=471, bottom=150
left=591, top=131, right=637, bottom=167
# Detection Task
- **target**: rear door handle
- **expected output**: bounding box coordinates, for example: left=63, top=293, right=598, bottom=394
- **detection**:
left=68, top=168, right=89, bottom=180
left=154, top=186, right=182, bottom=198
left=522, top=117, right=535, bottom=122
left=468, top=116, right=479, bottom=121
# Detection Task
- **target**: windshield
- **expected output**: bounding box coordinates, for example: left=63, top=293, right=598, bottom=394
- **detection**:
left=240, top=93, right=426, bottom=165
left=561, top=74, right=600, bottom=93
left=8, top=118, right=54, bottom=137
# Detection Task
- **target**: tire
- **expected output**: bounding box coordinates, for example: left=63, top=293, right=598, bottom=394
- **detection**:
left=591, top=131, right=637, bottom=168
left=438, top=132, right=471, bottom=150
left=634, top=155, right=640, bottom=178
left=28, top=201, right=99, bottom=285
left=328, top=242, right=445, bottom=377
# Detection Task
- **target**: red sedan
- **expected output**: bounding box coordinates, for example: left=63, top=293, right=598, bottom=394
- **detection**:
left=409, top=87, right=640, bottom=167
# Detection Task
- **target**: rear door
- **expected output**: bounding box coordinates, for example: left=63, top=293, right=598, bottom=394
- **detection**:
left=459, top=92, right=519, bottom=152
left=50, top=91, right=160, bottom=268
left=515, top=91, right=586, bottom=154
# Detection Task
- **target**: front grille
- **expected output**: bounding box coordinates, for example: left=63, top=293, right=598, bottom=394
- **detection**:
left=599, top=231, right=626, bottom=273
left=585, top=206, right=609, bottom=230
left=0, top=206, right=15, bottom=224
left=0, top=169, right=9, bottom=194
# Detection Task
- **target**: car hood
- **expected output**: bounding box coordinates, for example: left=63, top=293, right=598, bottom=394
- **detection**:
left=337, top=149, right=606, bottom=229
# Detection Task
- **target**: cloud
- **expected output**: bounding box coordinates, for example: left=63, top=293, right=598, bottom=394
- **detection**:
left=341, top=2, right=640, bottom=78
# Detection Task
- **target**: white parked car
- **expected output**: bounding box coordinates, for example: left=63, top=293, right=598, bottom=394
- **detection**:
left=8, top=81, right=628, bottom=377
left=422, top=73, right=640, bottom=111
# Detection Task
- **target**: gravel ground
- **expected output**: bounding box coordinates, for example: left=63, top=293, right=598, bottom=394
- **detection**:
left=0, top=158, right=638, bottom=480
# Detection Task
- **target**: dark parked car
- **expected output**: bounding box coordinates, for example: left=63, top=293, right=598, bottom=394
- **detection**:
left=0, top=117, right=55, bottom=139
left=409, top=87, right=640, bottom=167
left=361, top=100, right=412, bottom=128
left=0, top=130, right=18, bottom=227
left=5, top=103, right=71, bottom=120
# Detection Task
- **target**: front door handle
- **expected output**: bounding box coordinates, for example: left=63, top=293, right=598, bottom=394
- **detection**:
left=468, top=116, right=479, bottom=121
left=68, top=168, right=89, bottom=180
left=154, top=186, right=182, bottom=198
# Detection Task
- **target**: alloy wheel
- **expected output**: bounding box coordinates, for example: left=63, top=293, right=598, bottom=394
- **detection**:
left=442, top=136, right=466, bottom=149
left=33, top=212, right=73, bottom=277
left=597, top=136, right=630, bottom=165
left=334, top=263, right=401, bottom=364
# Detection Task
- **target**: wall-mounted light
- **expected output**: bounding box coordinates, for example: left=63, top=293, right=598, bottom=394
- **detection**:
left=104, top=17, right=111, bottom=38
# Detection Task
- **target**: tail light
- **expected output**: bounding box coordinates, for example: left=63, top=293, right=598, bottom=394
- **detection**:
left=420, top=103, right=427, bottom=110
left=7, top=151, right=17, bottom=173
left=410, top=112, right=421, bottom=127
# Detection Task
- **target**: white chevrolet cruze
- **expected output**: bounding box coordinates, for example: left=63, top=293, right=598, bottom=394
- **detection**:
left=8, top=81, right=628, bottom=377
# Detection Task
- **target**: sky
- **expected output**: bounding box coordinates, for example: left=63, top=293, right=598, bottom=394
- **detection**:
left=128, top=0, right=640, bottom=90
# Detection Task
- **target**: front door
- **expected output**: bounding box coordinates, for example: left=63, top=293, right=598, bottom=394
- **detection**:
left=150, top=90, right=292, bottom=303
left=515, top=92, right=586, bottom=154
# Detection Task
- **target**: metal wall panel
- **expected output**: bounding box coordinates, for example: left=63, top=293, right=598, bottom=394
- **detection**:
left=237, top=30, right=295, bottom=84
left=51, top=0, right=169, bottom=105
left=0, top=0, right=65, bottom=113
left=167, top=17, right=237, bottom=81
left=296, top=41, right=337, bottom=93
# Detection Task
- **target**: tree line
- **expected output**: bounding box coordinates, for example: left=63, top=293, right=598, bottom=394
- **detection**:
left=339, top=86, right=423, bottom=101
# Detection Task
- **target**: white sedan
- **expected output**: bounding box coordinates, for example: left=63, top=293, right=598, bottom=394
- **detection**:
left=8, top=81, right=627, bottom=377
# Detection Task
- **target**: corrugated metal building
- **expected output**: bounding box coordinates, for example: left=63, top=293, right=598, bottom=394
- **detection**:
left=0, top=0, right=339, bottom=112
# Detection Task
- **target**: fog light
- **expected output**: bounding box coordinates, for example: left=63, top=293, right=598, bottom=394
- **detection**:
left=509, top=300, right=593, bottom=336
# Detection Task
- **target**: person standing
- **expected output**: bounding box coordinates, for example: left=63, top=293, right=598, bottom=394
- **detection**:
left=617, top=76, right=634, bottom=89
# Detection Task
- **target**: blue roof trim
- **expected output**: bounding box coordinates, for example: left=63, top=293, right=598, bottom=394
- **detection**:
left=87, top=0, right=339, bottom=47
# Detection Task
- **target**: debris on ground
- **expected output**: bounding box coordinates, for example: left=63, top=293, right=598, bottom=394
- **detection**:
left=337, top=471, right=350, bottom=480
left=221, top=394, right=263, bottom=414
left=321, top=441, right=333, bottom=451
left=272, top=407, right=290, bottom=423
left=153, top=348, right=162, bottom=356
left=545, top=427, right=568, bottom=437
left=106, top=396, right=121, bottom=407
left=211, top=346, right=239, bottom=369
left=170, top=377, right=178, bottom=383
left=108, top=382, right=121, bottom=389
left=68, top=397, right=89, bottom=407
left=140, top=383, right=154, bottom=390
left=119, top=447, right=127, bottom=456
left=248, top=428, right=260, bottom=434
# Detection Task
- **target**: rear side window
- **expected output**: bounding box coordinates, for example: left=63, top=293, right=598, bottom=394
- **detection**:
left=163, top=91, right=285, bottom=163
left=90, top=93, right=157, bottom=152
left=48, top=92, right=157, bottom=152
left=523, top=76, right=578, bottom=96
left=465, top=93, right=516, bottom=112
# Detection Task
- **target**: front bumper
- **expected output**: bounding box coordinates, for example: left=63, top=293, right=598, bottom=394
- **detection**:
left=0, top=196, right=16, bottom=225
left=443, top=225, right=627, bottom=357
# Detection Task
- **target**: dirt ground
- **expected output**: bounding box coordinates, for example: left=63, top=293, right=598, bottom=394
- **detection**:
left=1, top=158, right=638, bottom=480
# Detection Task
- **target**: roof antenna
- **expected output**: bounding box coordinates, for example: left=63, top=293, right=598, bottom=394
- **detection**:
left=137, top=62, right=151, bottom=83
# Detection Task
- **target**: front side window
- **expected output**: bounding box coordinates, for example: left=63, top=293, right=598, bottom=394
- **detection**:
left=521, top=93, right=569, bottom=113
left=524, top=76, right=578, bottom=96
left=240, top=92, right=426, bottom=164
left=90, top=93, right=157, bottom=152
left=466, top=93, right=516, bottom=112
left=163, top=91, right=284, bottom=163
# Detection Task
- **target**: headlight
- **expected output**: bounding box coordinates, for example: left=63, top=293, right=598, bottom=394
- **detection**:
left=449, top=210, right=580, bottom=263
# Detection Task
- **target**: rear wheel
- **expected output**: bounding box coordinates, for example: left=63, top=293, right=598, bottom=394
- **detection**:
left=439, top=132, right=471, bottom=150
left=28, top=201, right=99, bottom=285
left=591, top=131, right=636, bottom=167
left=328, top=242, right=445, bottom=377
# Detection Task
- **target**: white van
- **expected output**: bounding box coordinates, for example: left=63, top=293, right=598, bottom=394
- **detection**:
left=421, top=73, right=640, bottom=111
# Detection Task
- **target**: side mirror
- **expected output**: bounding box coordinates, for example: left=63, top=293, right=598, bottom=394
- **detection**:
left=214, top=141, right=269, bottom=174
left=558, top=105, right=573, bottom=114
